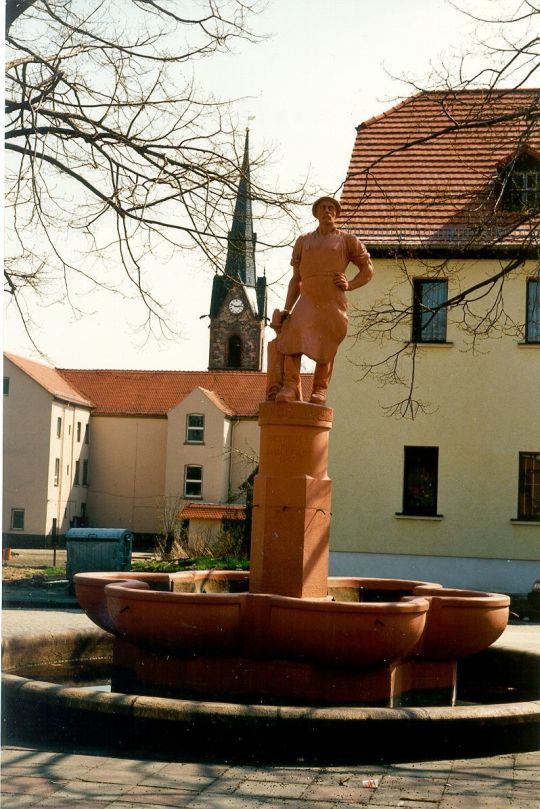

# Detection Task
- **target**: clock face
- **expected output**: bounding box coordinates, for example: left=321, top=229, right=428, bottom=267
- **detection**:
left=229, top=298, right=244, bottom=314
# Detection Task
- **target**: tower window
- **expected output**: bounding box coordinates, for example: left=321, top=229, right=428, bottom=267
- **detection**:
left=228, top=335, right=243, bottom=368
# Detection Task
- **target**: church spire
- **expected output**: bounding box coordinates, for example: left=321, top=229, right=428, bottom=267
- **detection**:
left=224, top=129, right=257, bottom=287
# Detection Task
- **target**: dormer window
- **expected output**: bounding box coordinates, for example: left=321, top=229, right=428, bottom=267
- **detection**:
left=501, top=155, right=540, bottom=212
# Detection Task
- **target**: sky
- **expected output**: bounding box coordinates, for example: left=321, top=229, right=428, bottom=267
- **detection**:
left=4, top=0, right=478, bottom=370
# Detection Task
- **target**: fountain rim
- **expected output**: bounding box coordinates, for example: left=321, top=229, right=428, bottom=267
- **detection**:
left=103, top=579, right=433, bottom=613
left=3, top=628, right=540, bottom=727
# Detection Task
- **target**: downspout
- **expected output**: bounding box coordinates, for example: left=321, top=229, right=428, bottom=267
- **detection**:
left=227, top=417, right=240, bottom=501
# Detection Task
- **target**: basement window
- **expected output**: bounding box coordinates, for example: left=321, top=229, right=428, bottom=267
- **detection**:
left=11, top=509, right=25, bottom=530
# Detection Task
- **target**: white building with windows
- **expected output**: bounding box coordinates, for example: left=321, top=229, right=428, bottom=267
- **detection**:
left=2, top=358, right=313, bottom=549
left=328, top=90, right=540, bottom=592
left=3, top=353, right=92, bottom=548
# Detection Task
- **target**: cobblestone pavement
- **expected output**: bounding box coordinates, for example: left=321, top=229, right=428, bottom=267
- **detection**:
left=2, top=609, right=539, bottom=808
left=2, top=746, right=539, bottom=808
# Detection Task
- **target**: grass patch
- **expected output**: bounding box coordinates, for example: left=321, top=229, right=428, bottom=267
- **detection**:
left=131, top=557, right=249, bottom=573
left=40, top=566, right=66, bottom=578
left=193, top=556, right=249, bottom=571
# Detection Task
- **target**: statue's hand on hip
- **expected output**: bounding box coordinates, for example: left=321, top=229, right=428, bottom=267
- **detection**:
left=334, top=273, right=349, bottom=291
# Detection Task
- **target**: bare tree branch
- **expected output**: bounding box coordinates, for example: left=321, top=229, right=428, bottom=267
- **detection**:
left=5, top=0, right=306, bottom=342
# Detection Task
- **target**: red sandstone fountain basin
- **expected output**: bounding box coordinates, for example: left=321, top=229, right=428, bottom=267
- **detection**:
left=102, top=579, right=430, bottom=666
left=411, top=586, right=511, bottom=659
left=106, top=580, right=245, bottom=656
left=75, top=571, right=510, bottom=670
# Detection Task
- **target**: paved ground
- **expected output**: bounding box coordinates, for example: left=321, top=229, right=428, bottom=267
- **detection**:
left=2, top=609, right=539, bottom=808
left=2, top=745, right=539, bottom=809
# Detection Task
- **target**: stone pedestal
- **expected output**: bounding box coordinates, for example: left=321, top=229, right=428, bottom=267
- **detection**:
left=249, top=402, right=333, bottom=598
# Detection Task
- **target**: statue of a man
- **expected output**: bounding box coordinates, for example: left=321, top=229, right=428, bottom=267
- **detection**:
left=267, top=196, right=374, bottom=404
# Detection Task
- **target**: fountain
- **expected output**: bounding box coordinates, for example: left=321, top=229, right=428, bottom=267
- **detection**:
left=3, top=198, right=539, bottom=759
left=72, top=399, right=510, bottom=710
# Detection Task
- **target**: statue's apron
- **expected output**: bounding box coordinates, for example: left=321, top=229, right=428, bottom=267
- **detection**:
left=276, top=232, right=349, bottom=364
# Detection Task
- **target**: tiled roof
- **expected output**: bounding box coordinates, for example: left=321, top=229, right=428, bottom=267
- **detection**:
left=180, top=503, right=246, bottom=521
left=4, top=353, right=93, bottom=407
left=198, top=387, right=236, bottom=417
left=57, top=368, right=314, bottom=417
left=339, top=90, right=540, bottom=251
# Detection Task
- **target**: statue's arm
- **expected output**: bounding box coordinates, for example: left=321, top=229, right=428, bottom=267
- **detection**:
left=280, top=236, right=303, bottom=318
left=336, top=237, right=374, bottom=291
left=282, top=266, right=301, bottom=316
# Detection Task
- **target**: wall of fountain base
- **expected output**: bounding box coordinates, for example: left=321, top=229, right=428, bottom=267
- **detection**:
left=112, top=636, right=457, bottom=707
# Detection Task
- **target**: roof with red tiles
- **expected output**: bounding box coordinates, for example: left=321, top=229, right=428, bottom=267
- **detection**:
left=339, top=90, right=540, bottom=251
left=180, top=503, right=246, bottom=521
left=197, top=387, right=236, bottom=417
left=57, top=368, right=314, bottom=417
left=5, top=353, right=93, bottom=407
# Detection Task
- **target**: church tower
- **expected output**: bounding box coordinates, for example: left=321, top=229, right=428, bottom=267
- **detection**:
left=208, top=130, right=267, bottom=371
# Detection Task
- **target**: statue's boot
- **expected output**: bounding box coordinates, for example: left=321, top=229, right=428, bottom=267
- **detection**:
left=275, top=354, right=302, bottom=403
left=309, top=360, right=334, bottom=405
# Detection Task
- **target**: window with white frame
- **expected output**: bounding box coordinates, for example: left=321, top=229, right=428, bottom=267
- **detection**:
left=11, top=509, right=25, bottom=530
left=54, top=458, right=60, bottom=486
left=186, top=414, right=204, bottom=443
left=184, top=465, right=203, bottom=498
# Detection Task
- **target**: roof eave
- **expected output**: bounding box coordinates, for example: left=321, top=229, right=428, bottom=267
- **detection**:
left=366, top=241, right=539, bottom=260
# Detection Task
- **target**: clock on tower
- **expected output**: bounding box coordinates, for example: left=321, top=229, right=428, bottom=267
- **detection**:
left=228, top=298, right=244, bottom=315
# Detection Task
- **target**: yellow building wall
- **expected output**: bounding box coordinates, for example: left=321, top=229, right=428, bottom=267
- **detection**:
left=87, top=416, right=167, bottom=534
left=329, top=258, right=540, bottom=591
left=229, top=418, right=259, bottom=498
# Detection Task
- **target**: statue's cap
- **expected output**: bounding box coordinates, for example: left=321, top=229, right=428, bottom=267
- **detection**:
left=312, top=196, right=342, bottom=217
